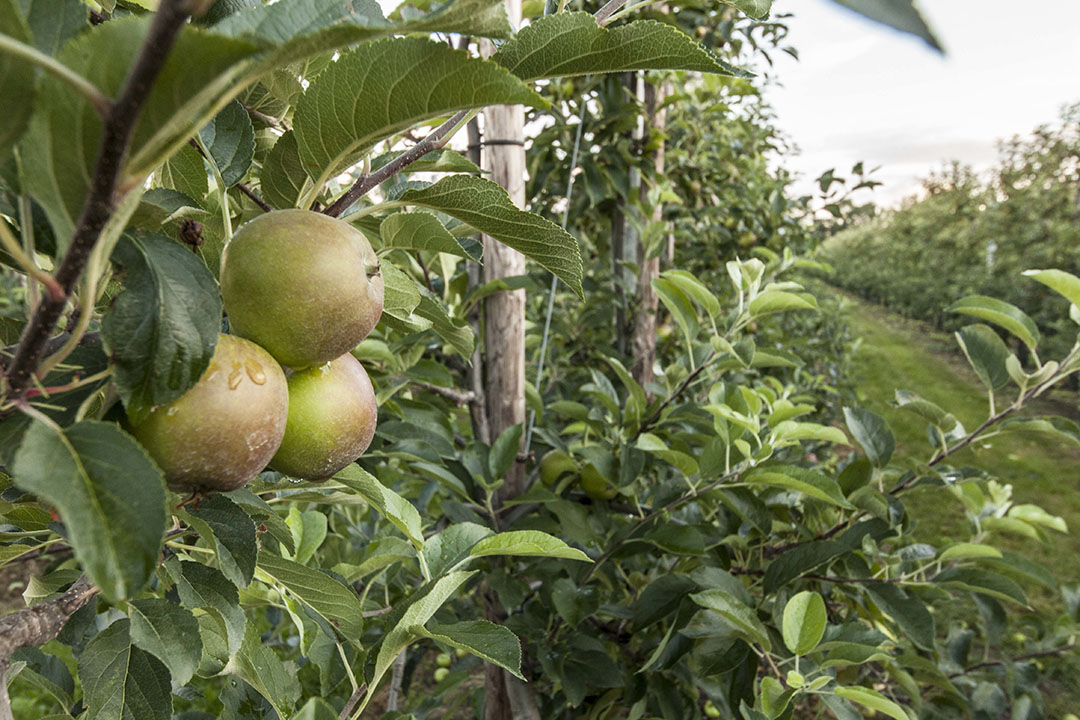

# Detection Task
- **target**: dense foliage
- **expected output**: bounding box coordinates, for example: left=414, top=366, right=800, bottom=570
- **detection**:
left=822, top=104, right=1080, bottom=361
left=0, top=1, right=1078, bottom=720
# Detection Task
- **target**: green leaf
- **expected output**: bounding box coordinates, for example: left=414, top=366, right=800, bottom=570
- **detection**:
left=101, top=232, right=222, bottom=423
left=79, top=620, right=172, bottom=720
left=864, top=583, right=935, bottom=650
left=843, top=407, right=894, bottom=467
left=1024, top=268, right=1080, bottom=308
left=470, top=530, right=591, bottom=562
left=9, top=647, right=74, bottom=709
left=224, top=621, right=300, bottom=718
left=491, top=13, right=746, bottom=81
left=893, top=390, right=959, bottom=432
left=934, top=567, right=1029, bottom=606
left=380, top=259, right=423, bottom=317
left=745, top=466, right=855, bottom=509
left=689, top=589, right=771, bottom=651
left=654, top=277, right=699, bottom=347
left=367, top=571, right=476, bottom=708
left=1008, top=503, right=1068, bottom=533
left=828, top=0, right=942, bottom=52
left=128, top=598, right=202, bottom=686
left=294, top=37, right=543, bottom=188
left=182, top=495, right=257, bottom=589
left=782, top=591, right=827, bottom=655
left=947, top=295, right=1040, bottom=350
left=198, top=100, right=255, bottom=186
left=286, top=507, right=327, bottom=565
left=422, top=522, right=493, bottom=578
left=333, top=464, right=425, bottom=549
left=398, top=175, right=583, bottom=298
left=159, top=142, right=209, bottom=201
left=660, top=269, right=721, bottom=319
left=770, top=420, right=848, bottom=446
left=380, top=211, right=475, bottom=260
left=489, top=424, right=523, bottom=481
left=12, top=420, right=166, bottom=602
left=21, top=0, right=87, bottom=56
left=295, top=698, right=339, bottom=720
left=956, top=324, right=1010, bottom=390
left=938, top=543, right=1003, bottom=563
left=0, top=0, right=35, bottom=154
left=414, top=290, right=475, bottom=358
left=395, top=148, right=483, bottom=175
left=834, top=686, right=911, bottom=720
left=719, top=0, right=772, bottom=18
left=169, top=559, right=246, bottom=657
left=635, top=434, right=700, bottom=477
left=256, top=551, right=366, bottom=640
left=748, top=290, right=817, bottom=318
left=416, top=620, right=522, bottom=679
left=260, top=131, right=307, bottom=210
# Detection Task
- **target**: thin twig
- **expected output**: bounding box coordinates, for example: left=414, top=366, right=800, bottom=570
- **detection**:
left=237, top=182, right=273, bottom=212
left=2, top=0, right=197, bottom=399
left=951, top=643, right=1080, bottom=677
left=339, top=684, right=367, bottom=720
left=242, top=103, right=288, bottom=132
left=594, top=0, right=631, bottom=24
left=404, top=379, right=476, bottom=406
left=322, top=110, right=471, bottom=218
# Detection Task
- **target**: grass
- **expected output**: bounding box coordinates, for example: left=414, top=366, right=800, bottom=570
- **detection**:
left=833, top=289, right=1080, bottom=710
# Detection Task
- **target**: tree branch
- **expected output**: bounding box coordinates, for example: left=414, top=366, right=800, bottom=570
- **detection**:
left=952, top=643, right=1080, bottom=677
left=0, top=576, right=98, bottom=663
left=322, top=110, right=471, bottom=218
left=2, top=0, right=198, bottom=399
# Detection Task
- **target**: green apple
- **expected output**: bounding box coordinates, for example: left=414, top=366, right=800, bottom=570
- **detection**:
left=220, top=209, right=384, bottom=369
left=539, top=449, right=578, bottom=487
left=433, top=667, right=449, bottom=683
left=127, top=334, right=288, bottom=492
left=270, top=353, right=377, bottom=481
left=455, top=648, right=468, bottom=659
left=436, top=652, right=452, bottom=668
left=581, top=462, right=617, bottom=500
left=704, top=700, right=720, bottom=718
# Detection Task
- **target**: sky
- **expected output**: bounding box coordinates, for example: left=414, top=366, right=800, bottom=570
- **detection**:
left=764, top=0, right=1080, bottom=207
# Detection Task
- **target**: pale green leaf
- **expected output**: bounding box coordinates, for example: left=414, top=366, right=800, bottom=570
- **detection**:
left=256, top=551, right=365, bottom=640
left=947, top=295, right=1040, bottom=350
left=0, top=0, right=35, bottom=154
left=333, top=464, right=425, bottom=549
left=470, top=530, right=591, bottom=562
left=745, top=466, right=855, bottom=509
left=380, top=211, right=475, bottom=260
left=422, top=522, right=493, bottom=578
left=835, top=686, right=912, bottom=720
left=689, top=589, right=771, bottom=651
left=492, top=12, right=746, bottom=81
left=260, top=130, right=308, bottom=210
left=399, top=175, right=583, bottom=298
left=938, top=543, right=1003, bottom=563
left=416, top=620, right=522, bottom=679
left=748, top=290, right=817, bottom=318
left=12, top=420, right=166, bottom=602
left=660, top=269, right=721, bottom=319
left=719, top=0, right=772, bottom=18
left=414, top=289, right=475, bottom=358
left=1024, top=268, right=1080, bottom=308
left=782, top=591, right=827, bottom=655
left=224, top=621, right=300, bottom=718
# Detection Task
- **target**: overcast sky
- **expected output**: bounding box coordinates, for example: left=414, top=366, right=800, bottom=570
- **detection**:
left=764, top=0, right=1080, bottom=206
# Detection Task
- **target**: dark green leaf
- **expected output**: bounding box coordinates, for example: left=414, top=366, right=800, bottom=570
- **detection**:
left=843, top=407, right=894, bottom=467
left=169, top=559, right=246, bottom=657
left=955, top=324, right=1010, bottom=390
left=489, top=424, right=523, bottom=481
left=256, top=551, right=366, bottom=640
left=421, top=522, right=493, bottom=578
left=934, top=567, right=1029, bottom=606
left=183, top=494, right=257, bottom=588
left=101, top=232, right=222, bottom=422
left=417, top=620, right=522, bottom=679
left=78, top=620, right=172, bottom=720
left=224, top=621, right=300, bottom=718
left=260, top=130, right=307, bottom=210
left=864, top=583, right=935, bottom=650
left=0, top=0, right=35, bottom=154
left=12, top=420, right=166, bottom=602
left=380, top=211, right=475, bottom=260
left=129, top=598, right=202, bottom=686
left=198, top=100, right=255, bottom=186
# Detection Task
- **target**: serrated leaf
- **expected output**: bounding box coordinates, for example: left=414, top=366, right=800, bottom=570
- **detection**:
left=947, top=295, right=1039, bottom=350
left=720, top=0, right=772, bottom=18
left=333, top=464, right=425, bottom=549
left=0, top=0, right=35, bottom=154
left=470, top=530, right=591, bottom=562
left=414, top=289, right=475, bottom=357
left=183, top=494, right=257, bottom=588
left=417, top=620, right=522, bottom=679
left=745, top=466, right=854, bottom=509
left=170, top=559, right=246, bottom=657
left=9, top=647, right=74, bottom=709
left=689, top=589, right=771, bottom=651
left=260, top=130, right=307, bottom=210
left=295, top=37, right=543, bottom=188
left=198, top=100, right=255, bottom=186
left=12, top=420, right=166, bottom=602
left=159, top=142, right=209, bottom=201
left=422, top=522, right=493, bottom=578
left=491, top=13, right=745, bottom=81
left=748, top=290, right=817, bottom=318
left=380, top=211, right=475, bottom=260
left=224, top=621, right=300, bottom=718
left=256, top=551, right=365, bottom=640
left=398, top=175, right=583, bottom=298
left=366, top=571, right=476, bottom=709
left=396, top=148, right=482, bottom=175
left=829, top=0, right=942, bottom=52
left=834, top=686, right=911, bottom=720
left=128, top=598, right=202, bottom=686
left=843, top=407, right=894, bottom=467
left=782, top=591, right=827, bottom=655
left=101, top=232, right=222, bottom=423
left=380, top=259, right=423, bottom=317
left=79, top=620, right=172, bottom=720
left=956, top=324, right=1010, bottom=390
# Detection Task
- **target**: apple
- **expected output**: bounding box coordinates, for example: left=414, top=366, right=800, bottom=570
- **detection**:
left=539, top=449, right=578, bottom=487
left=704, top=700, right=720, bottom=718
left=220, top=209, right=384, bottom=369
left=581, top=462, right=617, bottom=500
left=127, top=334, right=288, bottom=492
left=270, top=353, right=377, bottom=481
left=436, top=652, right=452, bottom=668
left=433, top=667, right=449, bottom=683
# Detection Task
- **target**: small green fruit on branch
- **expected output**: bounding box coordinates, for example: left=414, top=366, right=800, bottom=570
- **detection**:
left=2, top=0, right=199, bottom=401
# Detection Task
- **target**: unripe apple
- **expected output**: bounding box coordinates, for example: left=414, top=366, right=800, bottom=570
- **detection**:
left=704, top=700, right=720, bottom=718
left=220, top=209, right=384, bottom=369
left=455, top=648, right=468, bottom=659
left=270, top=353, right=377, bottom=481
left=433, top=667, right=449, bottom=683
left=127, top=334, right=288, bottom=492
left=436, top=652, right=452, bottom=668
left=581, top=462, right=617, bottom=500
left=539, top=449, right=578, bottom=487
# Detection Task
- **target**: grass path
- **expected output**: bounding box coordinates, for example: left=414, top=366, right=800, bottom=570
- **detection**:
left=837, top=291, right=1080, bottom=584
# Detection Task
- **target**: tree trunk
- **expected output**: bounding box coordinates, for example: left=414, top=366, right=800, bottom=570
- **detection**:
left=466, top=116, right=491, bottom=445
left=479, top=2, right=526, bottom=716
left=631, top=79, right=667, bottom=388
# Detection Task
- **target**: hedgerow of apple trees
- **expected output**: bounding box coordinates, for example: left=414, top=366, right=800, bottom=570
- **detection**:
left=0, top=0, right=1079, bottom=719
